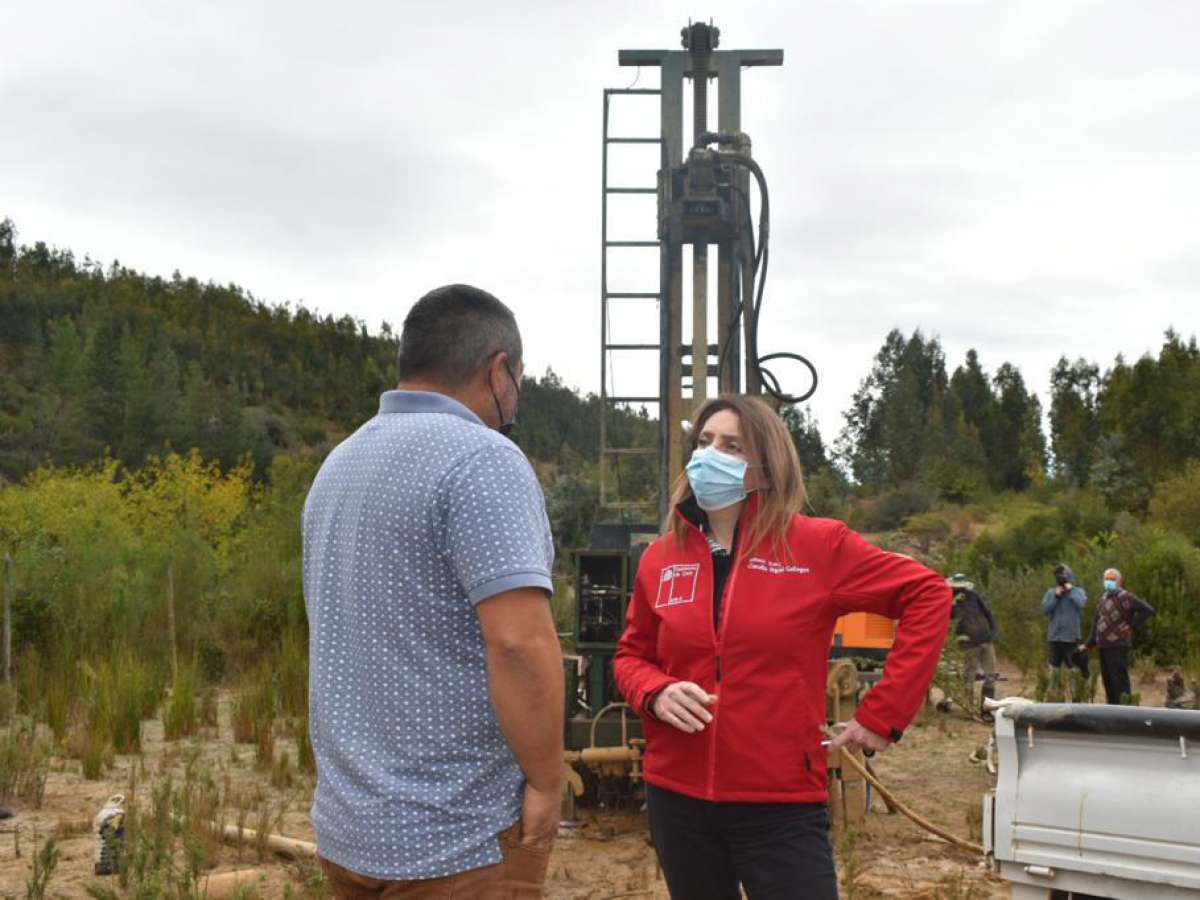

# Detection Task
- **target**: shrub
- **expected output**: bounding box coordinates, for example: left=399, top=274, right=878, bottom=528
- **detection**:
left=903, top=510, right=954, bottom=558
left=0, top=684, right=14, bottom=726
left=966, top=508, right=1071, bottom=578
left=1050, top=488, right=1117, bottom=542
left=1149, top=461, right=1200, bottom=546
left=980, top=566, right=1050, bottom=677
left=804, top=467, right=852, bottom=522
left=848, top=481, right=938, bottom=533
left=1125, top=529, right=1200, bottom=662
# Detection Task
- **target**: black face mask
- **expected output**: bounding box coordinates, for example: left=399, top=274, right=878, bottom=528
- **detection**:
left=491, top=361, right=520, bottom=438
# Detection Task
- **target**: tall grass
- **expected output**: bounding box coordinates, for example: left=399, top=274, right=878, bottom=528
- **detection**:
left=0, top=719, right=49, bottom=807
left=293, top=711, right=315, bottom=774
left=277, top=627, right=315, bottom=773
left=162, top=656, right=200, bottom=741
left=232, top=662, right=276, bottom=765
left=278, top=627, right=308, bottom=720
left=44, top=665, right=73, bottom=743
left=26, top=832, right=60, bottom=900
left=78, top=653, right=163, bottom=757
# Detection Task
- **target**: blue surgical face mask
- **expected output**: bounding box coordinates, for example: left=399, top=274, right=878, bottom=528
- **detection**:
left=686, top=446, right=749, bottom=511
left=1104, top=579, right=1119, bottom=592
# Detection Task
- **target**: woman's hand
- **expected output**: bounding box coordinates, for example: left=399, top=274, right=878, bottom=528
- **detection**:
left=829, top=719, right=889, bottom=754
left=652, top=682, right=718, bottom=733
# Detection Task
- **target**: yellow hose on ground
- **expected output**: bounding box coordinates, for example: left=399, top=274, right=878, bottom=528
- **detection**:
left=835, top=747, right=984, bottom=855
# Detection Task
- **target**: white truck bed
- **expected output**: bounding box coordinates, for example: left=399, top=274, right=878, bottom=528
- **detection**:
left=985, top=700, right=1200, bottom=899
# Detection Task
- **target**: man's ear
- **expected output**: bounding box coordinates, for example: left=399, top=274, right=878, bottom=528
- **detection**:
left=485, top=352, right=506, bottom=392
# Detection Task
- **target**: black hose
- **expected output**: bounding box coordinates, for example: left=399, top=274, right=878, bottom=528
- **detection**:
left=715, top=153, right=817, bottom=404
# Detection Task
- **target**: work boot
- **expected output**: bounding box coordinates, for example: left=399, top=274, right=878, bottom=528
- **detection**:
left=980, top=680, right=996, bottom=722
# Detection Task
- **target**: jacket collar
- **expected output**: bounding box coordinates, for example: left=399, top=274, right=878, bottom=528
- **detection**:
left=674, top=492, right=762, bottom=537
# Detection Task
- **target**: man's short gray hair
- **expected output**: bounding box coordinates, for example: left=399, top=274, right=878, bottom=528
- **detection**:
left=397, top=284, right=522, bottom=387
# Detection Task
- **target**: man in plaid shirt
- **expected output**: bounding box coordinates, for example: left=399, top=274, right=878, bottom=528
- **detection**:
left=1080, top=568, right=1155, bottom=704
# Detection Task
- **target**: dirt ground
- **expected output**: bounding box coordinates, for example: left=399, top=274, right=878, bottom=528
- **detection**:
left=0, top=662, right=1175, bottom=899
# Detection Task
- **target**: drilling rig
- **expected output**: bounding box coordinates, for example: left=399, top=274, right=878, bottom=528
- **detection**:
left=565, top=21, right=891, bottom=819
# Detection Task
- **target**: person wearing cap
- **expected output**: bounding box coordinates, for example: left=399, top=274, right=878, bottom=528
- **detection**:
left=947, top=574, right=998, bottom=720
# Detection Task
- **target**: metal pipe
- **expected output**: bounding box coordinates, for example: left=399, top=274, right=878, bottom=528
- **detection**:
left=600, top=92, right=610, bottom=506
left=589, top=701, right=632, bottom=748
left=659, top=55, right=685, bottom=520
left=565, top=746, right=642, bottom=764
left=687, top=23, right=713, bottom=407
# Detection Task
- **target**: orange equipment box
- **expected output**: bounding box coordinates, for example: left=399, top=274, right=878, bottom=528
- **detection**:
left=830, top=612, right=895, bottom=662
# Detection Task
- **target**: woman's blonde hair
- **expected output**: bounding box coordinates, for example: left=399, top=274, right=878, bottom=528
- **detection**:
left=665, top=394, right=806, bottom=555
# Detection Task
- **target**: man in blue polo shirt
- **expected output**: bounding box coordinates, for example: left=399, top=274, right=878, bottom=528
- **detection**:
left=303, top=284, right=563, bottom=897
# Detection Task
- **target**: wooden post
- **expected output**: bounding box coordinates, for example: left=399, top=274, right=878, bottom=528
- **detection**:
left=166, top=561, right=178, bottom=682
left=3, top=553, right=12, bottom=689
left=826, top=660, right=866, bottom=832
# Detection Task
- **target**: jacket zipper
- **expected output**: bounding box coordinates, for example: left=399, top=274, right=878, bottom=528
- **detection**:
left=707, top=549, right=743, bottom=800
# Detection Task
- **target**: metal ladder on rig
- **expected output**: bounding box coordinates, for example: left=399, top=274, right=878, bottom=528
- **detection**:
left=600, top=86, right=663, bottom=514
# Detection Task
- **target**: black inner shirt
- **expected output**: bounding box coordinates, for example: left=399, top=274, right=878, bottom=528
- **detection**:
left=705, top=524, right=739, bottom=631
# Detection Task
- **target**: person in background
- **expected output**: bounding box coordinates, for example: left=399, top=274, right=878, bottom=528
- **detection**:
left=1042, top=563, right=1089, bottom=691
left=947, top=573, right=998, bottom=720
left=303, top=284, right=562, bottom=898
left=614, top=395, right=951, bottom=900
left=1079, top=568, right=1154, bottom=705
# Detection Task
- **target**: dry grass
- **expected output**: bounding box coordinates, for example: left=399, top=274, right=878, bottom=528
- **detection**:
left=0, top=719, right=49, bottom=807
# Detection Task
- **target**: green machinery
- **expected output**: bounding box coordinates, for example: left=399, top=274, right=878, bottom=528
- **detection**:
left=565, top=523, right=656, bottom=750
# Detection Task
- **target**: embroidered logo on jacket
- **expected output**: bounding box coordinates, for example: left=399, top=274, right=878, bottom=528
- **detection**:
left=746, top=557, right=812, bottom=576
left=655, top=564, right=700, bottom=608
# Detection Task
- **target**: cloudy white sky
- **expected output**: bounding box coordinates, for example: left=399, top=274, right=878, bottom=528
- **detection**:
left=2, top=1, right=1198, bottom=445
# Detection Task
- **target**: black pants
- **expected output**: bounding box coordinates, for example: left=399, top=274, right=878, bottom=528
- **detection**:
left=646, top=784, right=838, bottom=900
left=1048, top=640, right=1090, bottom=677
left=1099, top=645, right=1131, bottom=704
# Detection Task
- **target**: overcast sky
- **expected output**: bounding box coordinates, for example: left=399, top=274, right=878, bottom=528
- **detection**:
left=3, top=1, right=1198, bottom=446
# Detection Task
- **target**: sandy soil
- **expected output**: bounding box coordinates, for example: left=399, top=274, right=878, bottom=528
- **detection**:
left=0, top=664, right=1175, bottom=899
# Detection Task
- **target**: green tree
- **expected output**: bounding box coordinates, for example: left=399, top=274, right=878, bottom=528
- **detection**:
left=82, top=317, right=126, bottom=453
left=781, top=404, right=828, bottom=476
left=992, top=363, right=1046, bottom=491
left=1049, top=357, right=1100, bottom=487
left=836, top=329, right=948, bottom=488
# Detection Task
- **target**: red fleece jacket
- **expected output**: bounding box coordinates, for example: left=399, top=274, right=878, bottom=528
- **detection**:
left=614, top=506, right=951, bottom=803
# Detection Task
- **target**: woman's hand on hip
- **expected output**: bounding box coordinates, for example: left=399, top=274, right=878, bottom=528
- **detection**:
left=652, top=682, right=718, bottom=733
left=829, top=719, right=889, bottom=754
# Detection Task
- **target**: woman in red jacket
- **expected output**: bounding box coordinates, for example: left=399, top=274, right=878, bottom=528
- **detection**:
left=614, top=395, right=951, bottom=899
